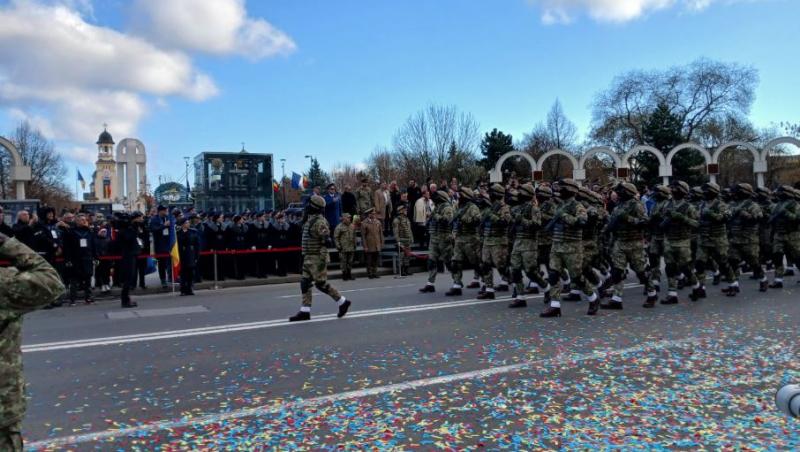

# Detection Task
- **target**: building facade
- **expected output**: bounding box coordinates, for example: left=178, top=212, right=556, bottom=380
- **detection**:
left=193, top=150, right=274, bottom=213
left=86, top=128, right=149, bottom=211
left=90, top=127, right=119, bottom=203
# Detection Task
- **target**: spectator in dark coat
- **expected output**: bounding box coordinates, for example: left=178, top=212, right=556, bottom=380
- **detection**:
left=269, top=213, right=291, bottom=276
left=11, top=210, right=34, bottom=249
left=177, top=218, right=200, bottom=295
left=202, top=213, right=227, bottom=281
left=135, top=214, right=151, bottom=289
left=225, top=215, right=249, bottom=280
left=149, top=205, right=172, bottom=288
left=406, top=179, right=421, bottom=221
left=341, top=185, right=357, bottom=217
left=94, top=223, right=112, bottom=293
left=0, top=206, right=12, bottom=237
left=62, top=213, right=96, bottom=305
left=323, top=183, right=342, bottom=233
left=249, top=212, right=272, bottom=278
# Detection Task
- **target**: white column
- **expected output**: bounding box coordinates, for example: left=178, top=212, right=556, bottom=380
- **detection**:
left=15, top=180, right=25, bottom=200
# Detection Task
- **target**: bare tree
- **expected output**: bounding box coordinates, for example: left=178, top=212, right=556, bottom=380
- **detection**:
left=392, top=104, right=480, bottom=183
left=519, top=99, right=580, bottom=180
left=330, top=162, right=360, bottom=189
left=365, top=146, right=402, bottom=184
left=0, top=121, right=68, bottom=202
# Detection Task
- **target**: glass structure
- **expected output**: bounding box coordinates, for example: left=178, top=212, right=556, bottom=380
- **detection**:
left=193, top=151, right=274, bottom=213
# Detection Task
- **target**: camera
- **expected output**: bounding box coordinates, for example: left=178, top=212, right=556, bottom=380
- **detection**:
left=776, top=384, right=800, bottom=418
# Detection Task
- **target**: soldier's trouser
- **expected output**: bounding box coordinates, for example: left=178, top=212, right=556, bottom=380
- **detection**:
left=664, top=240, right=696, bottom=293
left=581, top=241, right=602, bottom=287
left=695, top=240, right=733, bottom=285
left=759, top=227, right=772, bottom=265
left=773, top=233, right=800, bottom=279
left=427, top=238, right=453, bottom=284
left=301, top=254, right=342, bottom=308
left=511, top=239, right=548, bottom=297
left=180, top=266, right=194, bottom=293
left=729, top=241, right=763, bottom=280
left=611, top=240, right=653, bottom=299
left=0, top=423, right=23, bottom=452
left=397, top=242, right=411, bottom=269
left=480, top=243, right=509, bottom=289
left=365, top=252, right=379, bottom=277
left=537, top=243, right=552, bottom=272
left=648, top=238, right=665, bottom=285
left=69, top=275, right=92, bottom=302
left=452, top=235, right=481, bottom=287
left=548, top=245, right=589, bottom=303
left=340, top=251, right=354, bottom=276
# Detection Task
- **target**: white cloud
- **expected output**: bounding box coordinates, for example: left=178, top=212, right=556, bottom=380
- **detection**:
left=0, top=0, right=218, bottom=145
left=67, top=146, right=97, bottom=165
left=531, top=0, right=745, bottom=24
left=130, top=0, right=297, bottom=60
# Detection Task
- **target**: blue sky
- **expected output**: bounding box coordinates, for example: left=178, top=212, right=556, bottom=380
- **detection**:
left=0, top=0, right=798, bottom=194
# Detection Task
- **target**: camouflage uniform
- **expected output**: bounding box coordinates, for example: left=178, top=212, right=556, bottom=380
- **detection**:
left=604, top=183, right=655, bottom=308
left=533, top=187, right=557, bottom=292
left=726, top=183, right=764, bottom=293
left=694, top=182, right=734, bottom=297
left=770, top=186, right=800, bottom=287
left=1, top=236, right=65, bottom=451
left=333, top=216, right=356, bottom=280
left=392, top=207, right=413, bottom=276
left=421, top=191, right=454, bottom=291
left=541, top=179, right=598, bottom=317
left=647, top=186, right=671, bottom=289
left=290, top=196, right=350, bottom=321
left=478, top=185, right=512, bottom=297
left=661, top=181, right=699, bottom=304
left=355, top=184, right=374, bottom=218
left=756, top=188, right=774, bottom=267
left=579, top=188, right=607, bottom=290
left=509, top=184, right=549, bottom=306
left=450, top=188, right=483, bottom=292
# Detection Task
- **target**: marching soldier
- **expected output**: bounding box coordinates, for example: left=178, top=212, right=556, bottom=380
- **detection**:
left=448, top=187, right=483, bottom=296
left=647, top=185, right=671, bottom=292
left=392, top=205, right=413, bottom=277
left=0, top=231, right=65, bottom=451
left=530, top=185, right=556, bottom=294
left=601, top=182, right=656, bottom=310
left=419, top=191, right=454, bottom=293
left=470, top=192, right=493, bottom=291
left=476, top=184, right=512, bottom=300
left=691, top=182, right=734, bottom=301
left=580, top=188, right=608, bottom=294
left=726, top=183, right=766, bottom=294
left=289, top=195, right=351, bottom=322
left=768, top=185, right=800, bottom=288
left=755, top=187, right=774, bottom=269
left=540, top=179, right=599, bottom=317
left=659, top=180, right=699, bottom=306
left=508, top=183, right=550, bottom=308
left=334, top=213, right=356, bottom=280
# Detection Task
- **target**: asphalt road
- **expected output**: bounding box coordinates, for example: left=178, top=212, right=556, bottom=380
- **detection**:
left=19, top=269, right=800, bottom=450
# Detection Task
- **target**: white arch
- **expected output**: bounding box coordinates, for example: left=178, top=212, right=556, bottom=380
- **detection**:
left=711, top=141, right=759, bottom=164
left=578, top=146, right=621, bottom=169
left=535, top=149, right=578, bottom=171
left=489, top=150, right=537, bottom=183
left=622, top=145, right=666, bottom=167
left=762, top=136, right=800, bottom=160
left=0, top=136, right=23, bottom=166
left=0, top=136, right=32, bottom=200
left=666, top=142, right=711, bottom=166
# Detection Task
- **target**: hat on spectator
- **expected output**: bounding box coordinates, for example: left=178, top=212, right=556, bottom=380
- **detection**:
left=176, top=217, right=188, bottom=226
left=326, top=183, right=336, bottom=190
left=188, top=213, right=199, bottom=220
left=131, top=211, right=144, bottom=219
left=157, top=205, right=167, bottom=211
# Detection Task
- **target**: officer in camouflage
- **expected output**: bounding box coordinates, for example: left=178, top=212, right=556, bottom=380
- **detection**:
left=647, top=185, right=671, bottom=292
left=419, top=190, right=455, bottom=293
left=691, top=182, right=734, bottom=301
left=768, top=185, right=800, bottom=288
left=601, top=181, right=656, bottom=310
left=1, top=232, right=65, bottom=451
left=540, top=179, right=599, bottom=317
left=447, top=187, right=483, bottom=296
left=508, top=183, right=550, bottom=308
left=289, top=195, right=351, bottom=322
left=477, top=184, right=512, bottom=300
left=725, top=183, right=766, bottom=294
left=659, top=180, right=699, bottom=306
left=333, top=213, right=356, bottom=280
left=392, top=204, right=413, bottom=277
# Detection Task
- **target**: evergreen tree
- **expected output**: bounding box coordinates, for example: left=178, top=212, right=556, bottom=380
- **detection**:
left=642, top=102, right=706, bottom=186
left=479, top=128, right=514, bottom=170
left=306, top=157, right=328, bottom=191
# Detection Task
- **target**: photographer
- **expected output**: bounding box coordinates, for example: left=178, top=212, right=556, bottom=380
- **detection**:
left=0, top=231, right=65, bottom=451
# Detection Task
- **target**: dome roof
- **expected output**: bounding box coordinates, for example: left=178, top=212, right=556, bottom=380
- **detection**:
left=97, top=127, right=114, bottom=145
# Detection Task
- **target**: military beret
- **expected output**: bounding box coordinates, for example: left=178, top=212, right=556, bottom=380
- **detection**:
left=309, top=195, right=326, bottom=209
left=702, top=181, right=721, bottom=194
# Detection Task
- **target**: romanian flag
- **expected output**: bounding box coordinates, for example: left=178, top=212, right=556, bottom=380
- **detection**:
left=77, top=169, right=86, bottom=189
left=169, top=214, right=180, bottom=280
left=302, top=175, right=310, bottom=189
left=272, top=179, right=280, bottom=193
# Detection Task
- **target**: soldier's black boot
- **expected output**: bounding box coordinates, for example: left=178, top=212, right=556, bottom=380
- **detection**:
left=722, top=285, right=739, bottom=297
left=337, top=299, right=351, bottom=318
left=543, top=290, right=551, bottom=305
left=289, top=311, right=311, bottom=322
left=712, top=273, right=721, bottom=286
left=677, top=277, right=686, bottom=290
left=476, top=290, right=495, bottom=300
left=466, top=281, right=480, bottom=289
left=496, top=283, right=509, bottom=292
left=642, top=295, right=658, bottom=308
left=786, top=268, right=795, bottom=276
left=562, top=292, right=582, bottom=302
left=660, top=295, right=679, bottom=305
left=689, top=286, right=706, bottom=301
left=525, top=285, right=540, bottom=295
left=600, top=298, right=623, bottom=310
left=769, top=280, right=783, bottom=289
left=587, top=298, right=600, bottom=315
left=419, top=284, right=435, bottom=293
left=540, top=305, right=561, bottom=317
left=445, top=287, right=463, bottom=296
left=759, top=280, right=768, bottom=292
left=508, top=298, right=527, bottom=308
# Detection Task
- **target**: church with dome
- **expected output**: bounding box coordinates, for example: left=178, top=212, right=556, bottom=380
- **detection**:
left=85, top=126, right=149, bottom=211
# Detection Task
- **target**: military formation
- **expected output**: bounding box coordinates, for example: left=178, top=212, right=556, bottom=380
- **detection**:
left=414, top=179, right=800, bottom=318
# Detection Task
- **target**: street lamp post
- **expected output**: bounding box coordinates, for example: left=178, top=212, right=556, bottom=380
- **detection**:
left=280, top=158, right=287, bottom=210
left=304, top=155, right=314, bottom=193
